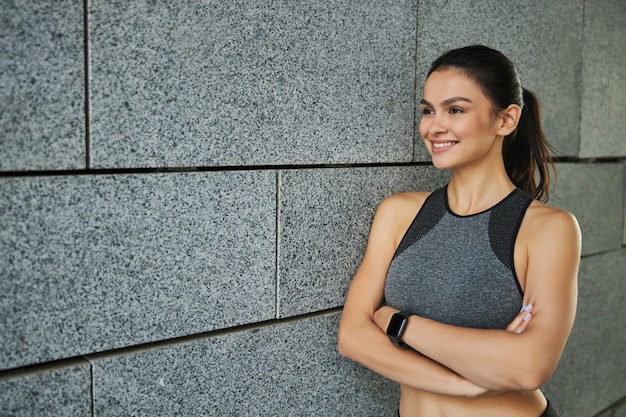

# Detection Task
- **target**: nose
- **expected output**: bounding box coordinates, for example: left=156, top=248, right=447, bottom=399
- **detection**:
left=420, top=113, right=447, bottom=138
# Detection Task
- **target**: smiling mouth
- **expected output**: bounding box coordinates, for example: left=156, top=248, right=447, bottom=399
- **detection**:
left=431, top=141, right=458, bottom=149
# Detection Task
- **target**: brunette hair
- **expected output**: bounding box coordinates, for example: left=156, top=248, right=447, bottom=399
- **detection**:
left=427, top=45, right=555, bottom=201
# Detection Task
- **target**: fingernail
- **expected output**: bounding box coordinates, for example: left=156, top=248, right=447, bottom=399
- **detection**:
left=516, top=329, right=522, bottom=334
left=520, top=303, right=533, bottom=312
left=523, top=313, right=531, bottom=321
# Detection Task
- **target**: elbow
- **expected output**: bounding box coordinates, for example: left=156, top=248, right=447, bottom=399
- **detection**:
left=337, top=321, right=364, bottom=361
left=336, top=327, right=352, bottom=359
left=518, top=368, right=553, bottom=391
left=337, top=341, right=348, bottom=359
left=510, top=360, right=556, bottom=391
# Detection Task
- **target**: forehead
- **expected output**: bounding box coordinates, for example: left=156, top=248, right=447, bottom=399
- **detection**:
left=422, top=69, right=487, bottom=103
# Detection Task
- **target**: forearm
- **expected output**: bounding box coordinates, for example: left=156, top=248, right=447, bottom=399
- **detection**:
left=403, top=315, right=552, bottom=390
left=338, top=317, right=489, bottom=397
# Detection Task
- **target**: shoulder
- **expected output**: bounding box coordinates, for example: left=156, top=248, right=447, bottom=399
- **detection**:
left=371, top=191, right=432, bottom=248
left=378, top=191, right=430, bottom=215
left=375, top=191, right=431, bottom=228
left=525, top=200, right=580, bottom=236
left=523, top=200, right=582, bottom=255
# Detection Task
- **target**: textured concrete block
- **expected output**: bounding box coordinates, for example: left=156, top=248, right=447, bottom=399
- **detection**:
left=0, top=0, right=85, bottom=171
left=543, top=249, right=626, bottom=417
left=89, top=0, right=416, bottom=168
left=0, top=360, right=91, bottom=417
left=278, top=166, right=450, bottom=317
left=548, top=163, right=623, bottom=256
left=0, top=171, right=276, bottom=370
left=90, top=313, right=398, bottom=417
left=415, top=0, right=583, bottom=160
left=580, top=0, right=626, bottom=158
left=595, top=398, right=626, bottom=417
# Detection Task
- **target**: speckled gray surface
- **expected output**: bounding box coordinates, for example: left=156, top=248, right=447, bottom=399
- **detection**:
left=278, top=165, right=450, bottom=318
left=1, top=1, right=625, bottom=415
left=90, top=313, right=398, bottom=417
left=542, top=249, right=626, bottom=417
left=414, top=0, right=583, bottom=160
left=0, top=360, right=91, bottom=417
left=548, top=163, right=624, bottom=256
left=0, top=171, right=276, bottom=370
left=88, top=0, right=416, bottom=168
left=0, top=0, right=85, bottom=171
left=579, top=0, right=626, bottom=158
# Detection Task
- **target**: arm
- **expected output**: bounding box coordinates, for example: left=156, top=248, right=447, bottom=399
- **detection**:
left=377, top=208, right=581, bottom=391
left=337, top=194, right=491, bottom=397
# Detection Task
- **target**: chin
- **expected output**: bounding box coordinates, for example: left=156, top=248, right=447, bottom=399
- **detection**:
left=430, top=157, right=454, bottom=170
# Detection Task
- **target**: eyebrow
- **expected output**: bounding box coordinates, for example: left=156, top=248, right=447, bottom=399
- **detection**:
left=420, top=96, right=473, bottom=106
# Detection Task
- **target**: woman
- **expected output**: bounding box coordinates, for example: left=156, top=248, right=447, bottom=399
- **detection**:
left=337, top=45, right=581, bottom=417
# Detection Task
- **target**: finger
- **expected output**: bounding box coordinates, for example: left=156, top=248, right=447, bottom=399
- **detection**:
left=514, top=311, right=532, bottom=334
left=506, top=304, right=533, bottom=333
left=505, top=308, right=526, bottom=332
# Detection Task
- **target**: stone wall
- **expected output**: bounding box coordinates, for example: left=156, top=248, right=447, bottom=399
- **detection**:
left=1, top=0, right=624, bottom=416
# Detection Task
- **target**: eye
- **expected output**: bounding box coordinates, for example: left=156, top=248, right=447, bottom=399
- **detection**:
left=420, top=107, right=434, bottom=115
left=449, top=107, right=464, bottom=114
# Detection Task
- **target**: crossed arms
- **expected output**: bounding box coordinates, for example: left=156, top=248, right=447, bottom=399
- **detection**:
left=337, top=193, right=581, bottom=396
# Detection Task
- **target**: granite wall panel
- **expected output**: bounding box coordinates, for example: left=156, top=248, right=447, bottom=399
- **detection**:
left=1, top=1, right=625, bottom=416
left=549, top=163, right=623, bottom=256
left=0, top=171, right=276, bottom=370
left=580, top=0, right=626, bottom=158
left=88, top=0, right=416, bottom=169
left=543, top=249, right=626, bottom=417
left=414, top=0, right=583, bottom=160
left=0, top=360, right=91, bottom=417
left=278, top=166, right=450, bottom=318
left=0, top=0, right=85, bottom=171
left=90, top=313, right=397, bottom=417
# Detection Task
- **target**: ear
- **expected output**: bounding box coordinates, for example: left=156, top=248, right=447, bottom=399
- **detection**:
left=496, top=104, right=522, bottom=136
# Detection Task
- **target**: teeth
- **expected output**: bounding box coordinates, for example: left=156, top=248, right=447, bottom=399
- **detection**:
left=432, top=141, right=456, bottom=148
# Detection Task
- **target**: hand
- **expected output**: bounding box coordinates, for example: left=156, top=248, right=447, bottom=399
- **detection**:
left=449, top=370, right=505, bottom=398
left=373, top=305, right=399, bottom=332
left=506, top=303, right=533, bottom=334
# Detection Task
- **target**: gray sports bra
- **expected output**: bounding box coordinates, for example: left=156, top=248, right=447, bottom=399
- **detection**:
left=384, top=186, right=533, bottom=329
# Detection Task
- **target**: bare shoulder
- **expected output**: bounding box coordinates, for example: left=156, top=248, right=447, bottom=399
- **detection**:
left=380, top=191, right=430, bottom=211
left=377, top=191, right=430, bottom=224
left=373, top=191, right=431, bottom=247
left=525, top=200, right=580, bottom=236
left=523, top=200, right=582, bottom=254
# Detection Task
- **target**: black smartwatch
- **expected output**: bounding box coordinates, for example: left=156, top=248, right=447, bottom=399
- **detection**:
left=386, top=311, right=412, bottom=348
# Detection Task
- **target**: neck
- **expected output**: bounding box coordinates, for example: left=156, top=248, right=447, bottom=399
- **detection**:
left=447, top=161, right=515, bottom=216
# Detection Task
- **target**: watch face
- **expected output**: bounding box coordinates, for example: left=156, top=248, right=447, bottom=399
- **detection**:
left=386, top=313, right=407, bottom=337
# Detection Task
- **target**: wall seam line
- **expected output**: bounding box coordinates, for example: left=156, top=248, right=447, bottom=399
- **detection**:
left=412, top=0, right=420, bottom=162
left=84, top=355, right=96, bottom=417
left=83, top=0, right=91, bottom=168
left=275, top=170, right=281, bottom=319
left=577, top=0, right=586, bottom=158
left=0, top=161, right=435, bottom=178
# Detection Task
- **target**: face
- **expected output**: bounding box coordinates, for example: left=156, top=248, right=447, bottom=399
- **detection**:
left=419, top=69, right=504, bottom=171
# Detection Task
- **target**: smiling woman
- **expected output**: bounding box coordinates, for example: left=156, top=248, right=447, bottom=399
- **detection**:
left=338, top=45, right=581, bottom=417
left=419, top=69, right=513, bottom=174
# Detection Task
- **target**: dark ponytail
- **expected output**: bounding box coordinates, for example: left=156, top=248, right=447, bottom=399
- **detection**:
left=502, top=88, right=555, bottom=202
left=427, top=45, right=556, bottom=201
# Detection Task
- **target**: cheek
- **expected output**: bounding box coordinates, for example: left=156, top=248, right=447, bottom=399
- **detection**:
left=417, top=118, right=428, bottom=139
left=453, top=119, right=484, bottom=139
